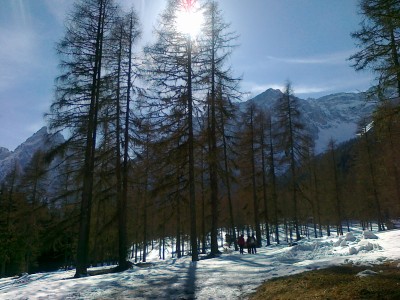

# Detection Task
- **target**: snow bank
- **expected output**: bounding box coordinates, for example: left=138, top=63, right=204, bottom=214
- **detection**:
left=345, top=232, right=356, bottom=242
left=363, top=230, right=379, bottom=239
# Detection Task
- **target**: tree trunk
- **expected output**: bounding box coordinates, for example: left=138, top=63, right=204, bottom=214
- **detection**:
left=187, top=37, right=198, bottom=261
left=75, top=0, right=105, bottom=278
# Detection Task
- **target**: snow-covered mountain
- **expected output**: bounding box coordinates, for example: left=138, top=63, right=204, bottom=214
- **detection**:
left=0, top=126, right=64, bottom=183
left=246, top=88, right=376, bottom=153
left=0, top=90, right=376, bottom=181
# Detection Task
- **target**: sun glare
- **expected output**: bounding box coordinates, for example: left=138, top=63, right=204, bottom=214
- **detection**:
left=175, top=4, right=203, bottom=38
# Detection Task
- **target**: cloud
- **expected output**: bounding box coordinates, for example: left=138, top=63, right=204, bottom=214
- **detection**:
left=0, top=26, right=39, bottom=92
left=43, top=0, right=73, bottom=24
left=265, top=50, right=354, bottom=65
left=295, top=85, right=332, bottom=95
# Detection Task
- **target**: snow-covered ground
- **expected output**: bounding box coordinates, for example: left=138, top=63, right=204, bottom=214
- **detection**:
left=1, top=229, right=400, bottom=299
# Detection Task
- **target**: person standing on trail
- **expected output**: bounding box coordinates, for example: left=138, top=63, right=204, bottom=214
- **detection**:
left=246, top=236, right=252, bottom=254
left=250, top=234, right=257, bottom=254
left=237, top=234, right=245, bottom=254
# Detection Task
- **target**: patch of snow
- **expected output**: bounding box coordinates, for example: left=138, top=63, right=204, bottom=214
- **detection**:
left=356, top=269, right=378, bottom=277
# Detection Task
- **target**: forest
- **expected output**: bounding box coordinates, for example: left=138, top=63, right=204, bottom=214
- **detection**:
left=1, top=0, right=400, bottom=278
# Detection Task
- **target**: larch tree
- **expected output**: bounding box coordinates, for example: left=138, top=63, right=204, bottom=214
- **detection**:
left=350, top=0, right=400, bottom=96
left=216, top=85, right=239, bottom=250
left=237, top=102, right=262, bottom=246
left=199, top=0, right=241, bottom=255
left=18, top=151, right=50, bottom=273
left=104, top=8, right=141, bottom=271
left=373, top=99, right=400, bottom=207
left=266, top=111, right=280, bottom=244
left=254, top=107, right=271, bottom=245
left=357, top=119, right=385, bottom=231
left=274, top=81, right=312, bottom=242
left=0, top=164, right=20, bottom=277
left=47, top=0, right=120, bottom=277
left=327, top=139, right=344, bottom=236
left=143, top=0, right=201, bottom=261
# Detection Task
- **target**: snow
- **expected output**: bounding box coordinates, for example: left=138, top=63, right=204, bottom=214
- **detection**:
left=1, top=229, right=400, bottom=299
left=356, top=269, right=378, bottom=277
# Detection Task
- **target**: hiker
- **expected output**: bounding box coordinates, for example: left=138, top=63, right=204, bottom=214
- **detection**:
left=250, top=234, right=257, bottom=254
left=246, top=236, right=252, bottom=254
left=237, top=234, right=245, bottom=254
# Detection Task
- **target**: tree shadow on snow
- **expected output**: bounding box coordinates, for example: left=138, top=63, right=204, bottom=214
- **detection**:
left=162, top=261, right=197, bottom=299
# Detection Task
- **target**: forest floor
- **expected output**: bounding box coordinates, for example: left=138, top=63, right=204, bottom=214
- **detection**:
left=250, top=260, right=400, bottom=300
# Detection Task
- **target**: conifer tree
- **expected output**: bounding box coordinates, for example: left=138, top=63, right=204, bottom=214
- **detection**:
left=357, top=119, right=385, bottom=231
left=237, top=102, right=262, bottom=245
left=143, top=0, right=200, bottom=261
left=48, top=0, right=119, bottom=277
left=104, top=7, right=141, bottom=271
left=274, top=82, right=312, bottom=241
left=199, top=0, right=241, bottom=255
left=350, top=0, right=400, bottom=96
left=327, top=139, right=344, bottom=235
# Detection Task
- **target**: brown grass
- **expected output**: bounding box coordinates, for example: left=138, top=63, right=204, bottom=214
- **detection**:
left=249, top=261, right=400, bottom=300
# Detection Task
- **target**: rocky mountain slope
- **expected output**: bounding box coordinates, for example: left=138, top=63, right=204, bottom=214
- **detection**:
left=247, top=88, right=376, bottom=152
left=0, top=126, right=64, bottom=183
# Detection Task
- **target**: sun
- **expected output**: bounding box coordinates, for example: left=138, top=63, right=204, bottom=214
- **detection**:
left=175, top=2, right=203, bottom=38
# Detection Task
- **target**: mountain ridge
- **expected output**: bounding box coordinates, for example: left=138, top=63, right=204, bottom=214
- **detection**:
left=245, top=88, right=376, bottom=152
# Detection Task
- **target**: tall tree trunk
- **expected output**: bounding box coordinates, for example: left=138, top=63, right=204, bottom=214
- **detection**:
left=249, top=107, right=261, bottom=246
left=200, top=147, right=207, bottom=254
left=329, top=141, right=343, bottom=236
left=260, top=119, right=270, bottom=246
left=142, top=134, right=150, bottom=263
left=285, top=91, right=301, bottom=241
left=75, top=0, right=105, bottom=277
left=267, top=118, right=279, bottom=244
left=220, top=106, right=237, bottom=250
left=187, top=37, right=198, bottom=261
left=209, top=8, right=219, bottom=256
left=364, top=128, right=384, bottom=231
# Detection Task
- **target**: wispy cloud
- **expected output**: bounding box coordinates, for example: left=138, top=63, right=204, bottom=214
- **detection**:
left=265, top=50, right=354, bottom=65
left=295, top=85, right=332, bottom=95
left=43, top=0, right=73, bottom=24
left=0, top=26, right=39, bottom=91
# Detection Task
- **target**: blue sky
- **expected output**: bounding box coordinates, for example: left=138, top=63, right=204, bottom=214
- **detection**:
left=0, top=0, right=373, bottom=151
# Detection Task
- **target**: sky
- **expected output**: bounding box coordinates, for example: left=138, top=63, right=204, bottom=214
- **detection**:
left=1, top=227, right=399, bottom=299
left=0, top=0, right=374, bottom=151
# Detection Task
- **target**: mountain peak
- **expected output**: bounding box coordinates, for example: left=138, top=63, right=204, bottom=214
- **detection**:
left=259, top=88, right=283, bottom=98
left=31, top=126, right=49, bottom=139
left=14, top=126, right=49, bottom=153
left=0, top=126, right=64, bottom=183
left=0, top=147, right=11, bottom=161
left=250, top=88, right=283, bottom=108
